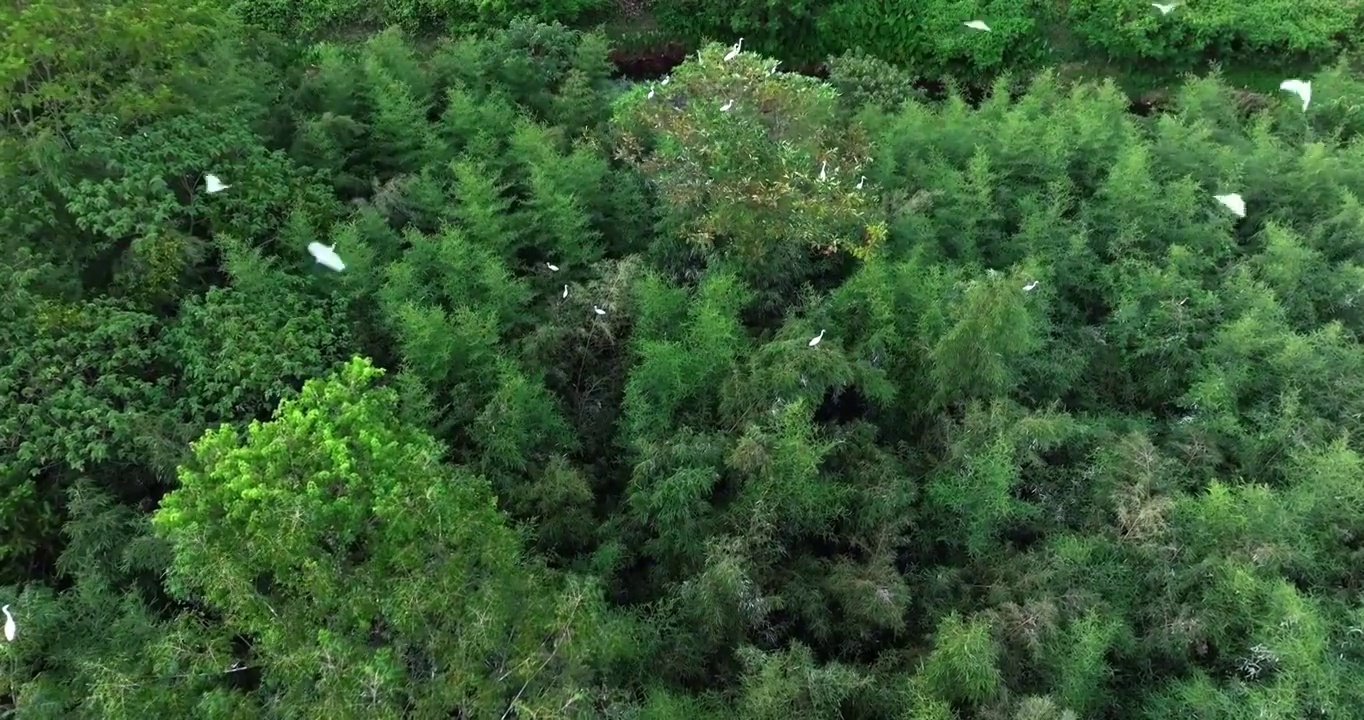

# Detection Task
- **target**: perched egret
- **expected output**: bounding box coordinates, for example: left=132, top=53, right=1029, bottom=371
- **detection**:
left=1023, top=280, right=1039, bottom=292
left=661, top=75, right=670, bottom=85
left=819, top=160, right=828, bottom=181
left=3, top=605, right=14, bottom=642
left=648, top=85, right=655, bottom=99
left=964, top=20, right=991, bottom=31
left=1151, top=2, right=1176, bottom=13
left=721, top=99, right=734, bottom=112
left=547, top=262, right=560, bottom=272
left=724, top=38, right=743, bottom=62
left=1280, top=79, right=1311, bottom=111
left=204, top=174, right=230, bottom=194
left=594, top=306, right=606, bottom=315
left=1215, top=193, right=1246, bottom=218
left=307, top=242, right=346, bottom=271
left=856, top=176, right=866, bottom=190
left=808, top=329, right=825, bottom=347
left=562, top=284, right=569, bottom=299
left=769, top=62, right=780, bottom=75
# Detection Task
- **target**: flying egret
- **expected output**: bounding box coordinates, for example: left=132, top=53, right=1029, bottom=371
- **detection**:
left=562, top=284, right=569, bottom=299
left=204, top=174, right=230, bottom=194
left=3, top=605, right=14, bottom=642
left=1023, top=280, right=1039, bottom=292
left=721, top=99, right=734, bottom=112
left=856, top=176, right=866, bottom=190
left=547, top=262, right=560, bottom=272
left=1215, top=193, right=1246, bottom=218
left=307, top=242, right=346, bottom=271
left=594, top=306, right=606, bottom=315
left=724, top=38, right=743, bottom=62
left=1151, top=3, right=1176, bottom=13
left=808, top=329, right=825, bottom=347
left=1279, top=79, right=1311, bottom=111
left=964, top=20, right=991, bottom=31
left=819, top=160, right=828, bottom=181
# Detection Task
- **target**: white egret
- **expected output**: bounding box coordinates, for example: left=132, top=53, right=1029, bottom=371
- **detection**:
left=562, top=284, right=569, bottom=299
left=661, top=75, right=670, bottom=85
left=3, top=605, right=14, bottom=642
left=547, top=262, right=560, bottom=272
left=1215, top=193, right=1246, bottom=218
left=856, top=176, right=866, bottom=190
left=648, top=85, right=655, bottom=99
left=724, top=38, right=743, bottom=62
left=306, top=242, right=346, bottom=271
left=808, top=329, right=825, bottom=347
left=769, top=62, right=780, bottom=75
left=819, top=160, right=828, bottom=181
left=594, top=306, right=606, bottom=315
left=1151, top=3, right=1176, bottom=13
left=1023, top=280, right=1039, bottom=292
left=1279, top=79, right=1311, bottom=111
left=204, top=174, right=230, bottom=194
left=721, top=99, right=734, bottom=112
left=964, top=20, right=991, bottom=31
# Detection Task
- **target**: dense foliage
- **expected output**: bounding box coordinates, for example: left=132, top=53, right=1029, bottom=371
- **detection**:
left=7, top=0, right=1364, bottom=717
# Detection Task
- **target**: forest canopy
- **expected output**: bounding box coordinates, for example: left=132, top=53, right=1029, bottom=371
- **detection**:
left=5, top=0, right=1364, bottom=717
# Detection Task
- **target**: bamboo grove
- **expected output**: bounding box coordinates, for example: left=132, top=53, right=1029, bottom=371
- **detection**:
left=5, top=1, right=1364, bottom=718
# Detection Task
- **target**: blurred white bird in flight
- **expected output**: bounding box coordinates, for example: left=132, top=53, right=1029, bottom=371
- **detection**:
left=1280, top=79, right=1311, bottom=111
left=204, top=174, right=230, bottom=194
left=307, top=242, right=346, bottom=271
left=1215, top=193, right=1246, bottom=218
left=964, top=20, right=990, bottom=32
left=1151, top=3, right=1176, bottom=14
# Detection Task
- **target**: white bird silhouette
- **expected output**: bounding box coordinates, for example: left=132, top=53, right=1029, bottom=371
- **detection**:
left=724, top=38, right=743, bottom=62
left=648, top=85, right=655, bottom=99
left=204, top=174, right=230, bottom=194
left=856, top=176, right=866, bottom=190
left=1215, top=193, right=1246, bottom=218
left=770, top=62, right=780, bottom=75
left=1023, top=280, right=1039, bottom=292
left=661, top=75, right=670, bottom=85
left=562, top=284, right=569, bottom=299
left=1279, top=79, right=1311, bottom=111
left=819, top=160, right=828, bottom=181
left=594, top=306, right=606, bottom=315
left=964, top=20, right=991, bottom=31
left=808, top=329, right=825, bottom=347
left=721, top=99, right=734, bottom=112
left=1151, top=3, right=1176, bottom=14
left=307, top=242, right=346, bottom=271
left=3, top=605, right=15, bottom=642
left=547, top=262, right=560, bottom=272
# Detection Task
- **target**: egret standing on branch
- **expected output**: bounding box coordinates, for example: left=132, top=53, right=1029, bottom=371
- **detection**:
left=3, top=605, right=15, bottom=642
left=724, top=38, right=743, bottom=62
left=1280, top=79, right=1311, bottom=111
left=819, top=161, right=828, bottom=182
left=1023, top=280, right=1039, bottom=292
left=562, top=284, right=569, bottom=299
left=547, top=262, right=560, bottom=272
left=809, top=329, right=826, bottom=347
left=721, top=99, right=734, bottom=112
left=594, top=306, right=606, bottom=316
